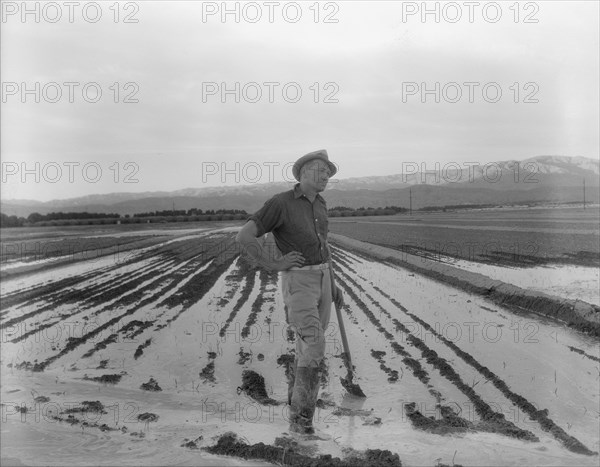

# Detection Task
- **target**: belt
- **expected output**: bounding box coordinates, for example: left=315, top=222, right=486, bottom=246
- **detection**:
left=287, top=263, right=329, bottom=271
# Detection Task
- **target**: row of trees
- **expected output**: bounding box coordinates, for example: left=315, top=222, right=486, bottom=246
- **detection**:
left=27, top=212, right=121, bottom=223
left=1, top=211, right=123, bottom=227
left=4, top=203, right=508, bottom=228
left=328, top=206, right=408, bottom=217
left=0, top=209, right=250, bottom=227
left=0, top=213, right=251, bottom=227
left=419, top=204, right=506, bottom=212
left=1, top=213, right=26, bottom=228
left=133, top=208, right=247, bottom=218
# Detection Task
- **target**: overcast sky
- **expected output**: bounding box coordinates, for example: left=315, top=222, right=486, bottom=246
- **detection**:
left=1, top=0, right=598, bottom=201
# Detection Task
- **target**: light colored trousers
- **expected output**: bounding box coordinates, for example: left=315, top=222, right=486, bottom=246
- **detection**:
left=281, top=269, right=332, bottom=368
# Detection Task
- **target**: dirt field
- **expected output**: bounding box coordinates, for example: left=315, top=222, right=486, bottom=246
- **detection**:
left=329, top=206, right=600, bottom=267
left=1, top=218, right=599, bottom=466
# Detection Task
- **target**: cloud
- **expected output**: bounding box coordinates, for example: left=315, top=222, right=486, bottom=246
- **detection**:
left=1, top=1, right=598, bottom=201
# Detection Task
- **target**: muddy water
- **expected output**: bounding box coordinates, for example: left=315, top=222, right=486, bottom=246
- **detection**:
left=1, top=377, right=265, bottom=467
left=436, top=255, right=600, bottom=306
left=331, top=248, right=599, bottom=463
left=2, top=234, right=599, bottom=466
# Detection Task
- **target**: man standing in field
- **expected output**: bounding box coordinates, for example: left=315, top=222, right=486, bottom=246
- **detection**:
left=236, top=149, right=344, bottom=437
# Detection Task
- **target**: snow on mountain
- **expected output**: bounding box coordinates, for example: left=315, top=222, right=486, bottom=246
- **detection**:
left=1, top=155, right=597, bottom=217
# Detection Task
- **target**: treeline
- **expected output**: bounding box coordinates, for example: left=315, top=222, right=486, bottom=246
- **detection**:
left=328, top=206, right=408, bottom=217
left=0, top=209, right=250, bottom=227
left=1, top=203, right=514, bottom=228
left=1, top=211, right=122, bottom=227
left=1, top=213, right=26, bottom=228
left=419, top=203, right=498, bottom=212
left=28, top=212, right=121, bottom=222
left=133, top=208, right=247, bottom=217
left=1, top=206, right=405, bottom=227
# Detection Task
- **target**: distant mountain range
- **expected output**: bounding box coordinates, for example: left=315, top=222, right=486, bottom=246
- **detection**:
left=2, top=156, right=598, bottom=217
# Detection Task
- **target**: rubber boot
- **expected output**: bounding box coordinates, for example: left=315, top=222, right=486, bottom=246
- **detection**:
left=289, top=367, right=320, bottom=435
left=287, top=358, right=298, bottom=406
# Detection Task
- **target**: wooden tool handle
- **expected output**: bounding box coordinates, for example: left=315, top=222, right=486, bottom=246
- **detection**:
left=335, top=302, right=354, bottom=377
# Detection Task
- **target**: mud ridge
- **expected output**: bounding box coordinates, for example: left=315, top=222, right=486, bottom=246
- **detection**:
left=219, top=263, right=257, bottom=337
left=120, top=319, right=154, bottom=341
left=237, top=370, right=279, bottom=405
left=371, top=350, right=399, bottom=383
left=199, top=351, right=217, bottom=383
left=334, top=265, right=538, bottom=442
left=218, top=268, right=244, bottom=307
left=134, top=338, right=152, bottom=359
left=241, top=269, right=276, bottom=338
left=91, top=260, right=180, bottom=314
left=567, top=345, right=600, bottom=362
left=0, top=270, right=101, bottom=324
left=330, top=245, right=362, bottom=264
left=0, top=234, right=167, bottom=281
left=330, top=234, right=600, bottom=337
left=83, top=373, right=123, bottom=384
left=392, top=317, right=538, bottom=442
left=334, top=267, right=432, bottom=387
left=80, top=258, right=175, bottom=309
left=82, top=333, right=119, bottom=358
left=29, top=284, right=177, bottom=372
left=238, top=348, right=252, bottom=365
left=331, top=252, right=357, bottom=274
left=404, top=402, right=473, bottom=435
left=140, top=378, right=162, bottom=391
left=5, top=254, right=171, bottom=325
left=204, top=432, right=403, bottom=466
left=63, top=400, right=106, bottom=414
left=374, top=285, right=597, bottom=456
left=159, top=258, right=239, bottom=322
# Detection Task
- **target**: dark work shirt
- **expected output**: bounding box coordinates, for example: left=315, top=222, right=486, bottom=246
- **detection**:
left=247, top=184, right=329, bottom=265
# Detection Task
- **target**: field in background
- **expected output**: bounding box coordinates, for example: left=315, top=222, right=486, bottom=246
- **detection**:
left=329, top=206, right=600, bottom=267
left=0, top=221, right=240, bottom=280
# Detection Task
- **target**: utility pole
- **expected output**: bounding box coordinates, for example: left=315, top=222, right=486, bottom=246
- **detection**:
left=583, top=178, right=586, bottom=210
left=409, top=187, right=412, bottom=216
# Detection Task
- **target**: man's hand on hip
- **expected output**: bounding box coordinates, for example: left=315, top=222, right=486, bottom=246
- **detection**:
left=273, top=251, right=305, bottom=271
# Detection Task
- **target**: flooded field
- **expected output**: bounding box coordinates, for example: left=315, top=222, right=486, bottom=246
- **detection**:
left=329, top=206, right=600, bottom=268
left=1, top=220, right=599, bottom=466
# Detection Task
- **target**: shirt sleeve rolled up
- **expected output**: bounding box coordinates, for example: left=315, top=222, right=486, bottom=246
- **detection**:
left=247, top=196, right=284, bottom=237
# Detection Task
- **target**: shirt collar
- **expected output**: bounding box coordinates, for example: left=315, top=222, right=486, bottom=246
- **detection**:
left=293, top=183, right=324, bottom=202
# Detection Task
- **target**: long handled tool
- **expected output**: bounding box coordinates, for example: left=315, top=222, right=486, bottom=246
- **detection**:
left=335, top=302, right=366, bottom=398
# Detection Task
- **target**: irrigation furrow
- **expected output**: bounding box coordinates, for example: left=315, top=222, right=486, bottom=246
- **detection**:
left=372, top=284, right=597, bottom=456
left=0, top=255, right=169, bottom=328
left=335, top=267, right=470, bottom=399
left=241, top=269, right=278, bottom=339
left=11, top=241, right=235, bottom=370
left=116, top=258, right=224, bottom=362
left=7, top=256, right=192, bottom=347
left=119, top=245, right=243, bottom=362
left=0, top=270, right=102, bottom=314
left=78, top=258, right=220, bottom=358
left=25, top=261, right=201, bottom=371
left=77, top=257, right=176, bottom=308
left=218, top=264, right=257, bottom=338
left=334, top=262, right=539, bottom=442
left=0, top=237, right=178, bottom=312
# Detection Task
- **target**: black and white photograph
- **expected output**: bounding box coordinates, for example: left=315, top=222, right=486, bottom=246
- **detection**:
left=1, top=1, right=599, bottom=465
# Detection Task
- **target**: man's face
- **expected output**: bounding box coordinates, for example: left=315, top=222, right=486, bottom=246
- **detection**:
left=301, top=160, right=331, bottom=192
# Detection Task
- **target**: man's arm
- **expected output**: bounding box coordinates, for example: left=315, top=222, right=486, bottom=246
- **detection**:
left=236, top=220, right=305, bottom=271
